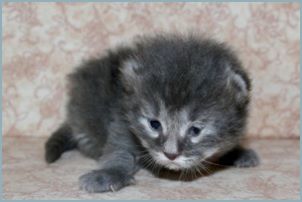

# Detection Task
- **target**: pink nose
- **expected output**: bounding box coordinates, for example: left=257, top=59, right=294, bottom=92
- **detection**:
left=163, top=152, right=179, bottom=160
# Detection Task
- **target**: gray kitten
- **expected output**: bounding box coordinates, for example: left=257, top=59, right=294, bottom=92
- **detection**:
left=45, top=34, right=259, bottom=193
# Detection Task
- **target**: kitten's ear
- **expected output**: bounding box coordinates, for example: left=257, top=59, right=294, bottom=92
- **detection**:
left=226, top=64, right=251, bottom=104
left=120, top=58, right=141, bottom=93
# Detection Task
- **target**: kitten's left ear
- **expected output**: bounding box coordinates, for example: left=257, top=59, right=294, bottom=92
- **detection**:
left=226, top=64, right=251, bottom=104
left=120, top=58, right=141, bottom=93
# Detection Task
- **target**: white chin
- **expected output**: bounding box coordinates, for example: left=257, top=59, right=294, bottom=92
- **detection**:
left=163, top=163, right=183, bottom=170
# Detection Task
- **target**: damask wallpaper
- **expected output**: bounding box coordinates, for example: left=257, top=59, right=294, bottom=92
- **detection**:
left=3, top=2, right=300, bottom=138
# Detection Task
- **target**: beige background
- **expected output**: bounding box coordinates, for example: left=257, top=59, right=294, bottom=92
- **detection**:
left=2, top=3, right=301, bottom=200
left=3, top=2, right=300, bottom=138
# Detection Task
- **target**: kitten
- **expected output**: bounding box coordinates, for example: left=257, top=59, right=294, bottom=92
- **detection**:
left=45, top=34, right=259, bottom=193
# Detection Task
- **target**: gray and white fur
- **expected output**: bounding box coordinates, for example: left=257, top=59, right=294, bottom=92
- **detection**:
left=45, top=34, right=259, bottom=193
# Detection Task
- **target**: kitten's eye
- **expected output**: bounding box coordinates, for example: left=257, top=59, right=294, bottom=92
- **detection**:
left=149, top=119, right=161, bottom=130
left=189, top=126, right=202, bottom=137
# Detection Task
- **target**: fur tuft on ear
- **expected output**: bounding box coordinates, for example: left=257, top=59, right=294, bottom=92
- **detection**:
left=122, top=59, right=140, bottom=76
left=226, top=64, right=251, bottom=104
left=120, top=58, right=141, bottom=93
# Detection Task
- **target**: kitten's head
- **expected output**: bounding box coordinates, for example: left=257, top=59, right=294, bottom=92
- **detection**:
left=120, top=36, right=251, bottom=170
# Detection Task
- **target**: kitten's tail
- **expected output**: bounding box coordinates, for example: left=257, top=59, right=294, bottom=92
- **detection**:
left=45, top=123, right=77, bottom=163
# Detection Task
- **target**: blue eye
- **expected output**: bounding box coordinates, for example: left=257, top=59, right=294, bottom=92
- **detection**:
left=190, top=126, right=201, bottom=136
left=150, top=120, right=161, bottom=130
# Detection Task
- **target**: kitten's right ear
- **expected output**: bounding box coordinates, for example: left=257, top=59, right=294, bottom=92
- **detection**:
left=120, top=58, right=141, bottom=93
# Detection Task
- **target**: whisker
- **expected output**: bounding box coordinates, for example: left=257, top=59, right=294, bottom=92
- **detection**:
left=188, top=168, right=194, bottom=180
left=178, top=169, right=184, bottom=180
left=199, top=163, right=210, bottom=176
left=203, top=164, right=212, bottom=175
left=184, top=168, right=188, bottom=180
left=192, top=167, right=198, bottom=179
left=144, top=158, right=154, bottom=169
left=203, top=159, right=232, bottom=168
left=155, top=164, right=162, bottom=176
left=195, top=165, right=203, bottom=177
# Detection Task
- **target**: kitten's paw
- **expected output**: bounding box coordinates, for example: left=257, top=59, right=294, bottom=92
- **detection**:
left=79, top=169, right=135, bottom=193
left=234, top=149, right=260, bottom=168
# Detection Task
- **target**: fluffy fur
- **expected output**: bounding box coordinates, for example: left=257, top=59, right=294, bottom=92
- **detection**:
left=45, top=34, right=259, bottom=193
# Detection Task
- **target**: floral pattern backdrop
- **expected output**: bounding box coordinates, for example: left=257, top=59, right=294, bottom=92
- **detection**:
left=3, top=2, right=300, bottom=138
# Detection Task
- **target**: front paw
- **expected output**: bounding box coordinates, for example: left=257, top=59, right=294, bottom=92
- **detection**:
left=234, top=149, right=260, bottom=168
left=79, top=169, right=135, bottom=193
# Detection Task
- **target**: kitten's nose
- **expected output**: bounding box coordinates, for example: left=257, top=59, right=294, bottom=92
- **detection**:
left=163, top=152, right=179, bottom=161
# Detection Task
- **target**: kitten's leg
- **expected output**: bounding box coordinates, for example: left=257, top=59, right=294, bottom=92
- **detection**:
left=218, top=146, right=259, bottom=167
left=79, top=149, right=138, bottom=193
left=45, top=123, right=77, bottom=163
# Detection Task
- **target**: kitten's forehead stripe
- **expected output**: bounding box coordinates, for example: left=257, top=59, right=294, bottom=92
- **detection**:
left=158, top=102, right=191, bottom=138
left=178, top=109, right=191, bottom=137
left=158, top=101, right=169, bottom=134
